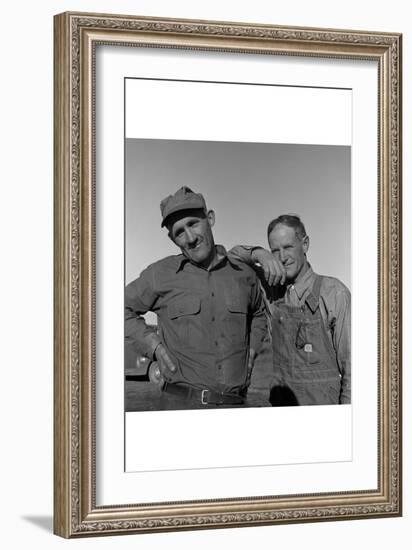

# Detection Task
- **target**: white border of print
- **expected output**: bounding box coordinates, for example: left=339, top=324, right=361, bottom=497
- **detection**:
left=96, top=45, right=377, bottom=505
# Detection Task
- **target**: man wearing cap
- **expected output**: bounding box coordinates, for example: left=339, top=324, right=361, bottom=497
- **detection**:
left=231, top=214, right=351, bottom=406
left=125, top=186, right=267, bottom=410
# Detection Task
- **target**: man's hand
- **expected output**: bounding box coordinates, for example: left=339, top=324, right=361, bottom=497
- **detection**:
left=151, top=343, right=177, bottom=386
left=251, top=248, right=286, bottom=286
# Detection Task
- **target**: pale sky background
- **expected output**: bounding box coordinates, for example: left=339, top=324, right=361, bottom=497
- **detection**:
left=126, top=139, right=351, bottom=296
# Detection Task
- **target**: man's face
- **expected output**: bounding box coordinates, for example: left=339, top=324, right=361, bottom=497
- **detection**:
left=268, top=223, right=309, bottom=283
left=168, top=209, right=216, bottom=268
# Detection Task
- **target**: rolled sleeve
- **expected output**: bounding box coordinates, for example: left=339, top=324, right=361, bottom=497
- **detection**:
left=229, top=245, right=262, bottom=266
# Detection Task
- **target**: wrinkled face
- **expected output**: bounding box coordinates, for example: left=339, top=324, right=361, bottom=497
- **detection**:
left=268, top=223, right=309, bottom=283
left=168, top=209, right=216, bottom=268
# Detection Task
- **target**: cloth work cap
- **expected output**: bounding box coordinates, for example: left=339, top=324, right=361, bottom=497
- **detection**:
left=160, top=186, right=207, bottom=227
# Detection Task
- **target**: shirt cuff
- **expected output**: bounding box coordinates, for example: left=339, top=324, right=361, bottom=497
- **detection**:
left=229, top=245, right=264, bottom=265
left=248, top=246, right=267, bottom=265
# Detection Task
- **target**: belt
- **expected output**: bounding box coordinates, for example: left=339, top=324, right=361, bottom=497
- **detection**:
left=163, top=382, right=245, bottom=405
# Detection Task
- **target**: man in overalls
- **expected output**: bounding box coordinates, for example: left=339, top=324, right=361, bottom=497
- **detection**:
left=231, top=214, right=351, bottom=406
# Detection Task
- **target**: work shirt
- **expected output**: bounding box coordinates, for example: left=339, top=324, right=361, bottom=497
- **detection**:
left=125, top=246, right=267, bottom=395
left=230, top=246, right=351, bottom=404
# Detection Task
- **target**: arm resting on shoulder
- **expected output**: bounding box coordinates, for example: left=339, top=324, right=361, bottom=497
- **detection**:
left=229, top=245, right=286, bottom=286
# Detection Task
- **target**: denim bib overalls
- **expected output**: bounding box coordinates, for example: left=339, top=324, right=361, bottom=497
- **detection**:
left=270, top=275, right=341, bottom=406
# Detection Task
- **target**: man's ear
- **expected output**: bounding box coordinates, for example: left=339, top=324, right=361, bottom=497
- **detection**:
left=302, top=235, right=309, bottom=254
left=207, top=209, right=215, bottom=228
left=167, top=226, right=176, bottom=244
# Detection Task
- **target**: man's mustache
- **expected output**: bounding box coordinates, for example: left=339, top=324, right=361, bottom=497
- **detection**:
left=187, top=239, right=202, bottom=249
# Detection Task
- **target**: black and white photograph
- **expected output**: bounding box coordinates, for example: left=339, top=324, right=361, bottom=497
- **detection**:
left=124, top=137, right=351, bottom=413
left=118, top=73, right=357, bottom=478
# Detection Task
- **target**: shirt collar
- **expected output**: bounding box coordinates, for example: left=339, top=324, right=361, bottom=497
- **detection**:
left=176, top=245, right=234, bottom=273
left=288, top=264, right=314, bottom=300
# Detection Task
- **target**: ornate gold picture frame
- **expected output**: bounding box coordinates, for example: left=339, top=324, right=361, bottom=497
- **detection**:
left=53, top=11, right=402, bottom=538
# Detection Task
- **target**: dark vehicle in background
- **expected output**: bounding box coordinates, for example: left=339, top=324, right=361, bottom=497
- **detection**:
left=124, top=327, right=165, bottom=411
left=125, top=341, right=161, bottom=383
left=124, top=324, right=162, bottom=408
left=125, top=341, right=152, bottom=378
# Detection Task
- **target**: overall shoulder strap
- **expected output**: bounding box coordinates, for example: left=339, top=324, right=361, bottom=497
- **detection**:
left=305, top=275, right=323, bottom=314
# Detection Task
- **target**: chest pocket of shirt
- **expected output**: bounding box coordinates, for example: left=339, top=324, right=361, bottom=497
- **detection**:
left=225, top=293, right=248, bottom=342
left=167, top=297, right=201, bottom=346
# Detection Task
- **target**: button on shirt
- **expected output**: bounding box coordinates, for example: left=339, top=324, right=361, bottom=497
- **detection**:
left=125, top=247, right=267, bottom=395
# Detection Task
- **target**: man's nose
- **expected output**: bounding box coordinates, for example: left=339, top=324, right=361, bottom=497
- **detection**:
left=185, top=228, right=197, bottom=243
left=280, top=249, right=286, bottom=263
